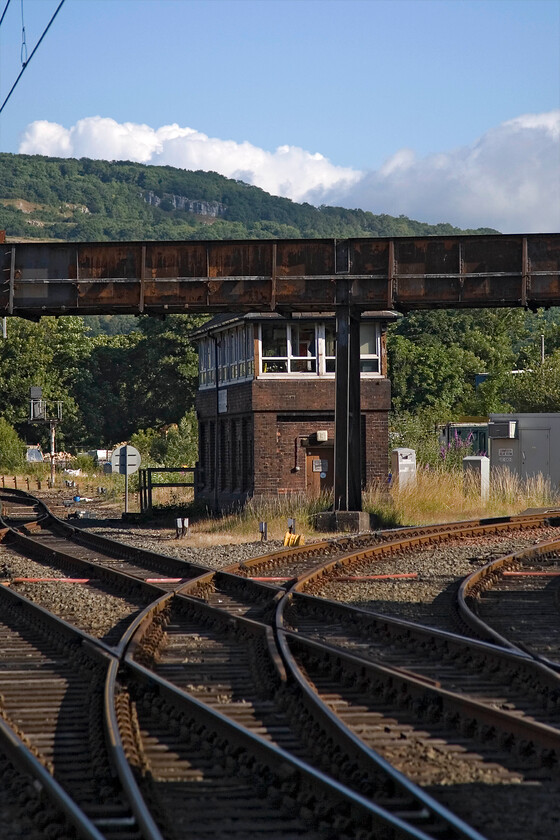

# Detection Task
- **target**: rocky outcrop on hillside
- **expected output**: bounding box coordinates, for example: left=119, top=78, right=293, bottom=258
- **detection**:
left=144, top=191, right=227, bottom=217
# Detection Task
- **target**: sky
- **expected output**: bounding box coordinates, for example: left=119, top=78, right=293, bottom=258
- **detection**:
left=0, top=0, right=558, bottom=233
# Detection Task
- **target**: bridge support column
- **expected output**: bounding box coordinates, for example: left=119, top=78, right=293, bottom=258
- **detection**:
left=334, top=304, right=362, bottom=512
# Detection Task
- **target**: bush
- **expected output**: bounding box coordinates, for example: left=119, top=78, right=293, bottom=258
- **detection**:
left=70, top=454, right=96, bottom=473
left=0, top=419, right=25, bottom=470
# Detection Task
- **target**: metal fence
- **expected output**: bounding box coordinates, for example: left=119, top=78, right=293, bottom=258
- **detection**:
left=139, top=467, right=197, bottom=513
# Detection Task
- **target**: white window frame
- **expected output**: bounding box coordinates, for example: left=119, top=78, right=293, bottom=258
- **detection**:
left=200, top=320, right=381, bottom=386
left=358, top=323, right=381, bottom=375
left=258, top=321, right=381, bottom=378
left=260, top=323, right=318, bottom=375
left=199, top=325, right=255, bottom=388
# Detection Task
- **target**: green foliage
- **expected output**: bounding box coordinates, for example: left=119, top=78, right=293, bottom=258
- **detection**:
left=388, top=308, right=533, bottom=417
left=71, top=454, right=96, bottom=473
left=163, top=410, right=198, bottom=466
left=0, top=419, right=25, bottom=470
left=0, top=316, right=90, bottom=448
left=129, top=410, right=198, bottom=468
left=129, top=428, right=165, bottom=465
left=126, top=315, right=205, bottom=431
left=0, top=152, right=498, bottom=243
left=390, top=410, right=445, bottom=469
left=83, top=315, right=139, bottom=337
left=501, top=352, right=560, bottom=412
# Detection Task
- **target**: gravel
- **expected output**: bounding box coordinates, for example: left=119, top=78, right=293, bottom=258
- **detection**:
left=304, top=526, right=560, bottom=630
left=0, top=527, right=285, bottom=641
left=80, top=525, right=285, bottom=570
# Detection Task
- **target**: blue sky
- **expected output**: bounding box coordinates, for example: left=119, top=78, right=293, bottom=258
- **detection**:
left=0, top=0, right=559, bottom=232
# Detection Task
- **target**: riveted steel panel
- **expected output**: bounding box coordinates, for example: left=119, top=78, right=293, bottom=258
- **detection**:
left=11, top=243, right=76, bottom=280
left=461, top=237, right=522, bottom=275
left=143, top=279, right=209, bottom=307
left=349, top=240, right=390, bottom=274
left=3, top=233, right=560, bottom=316
left=208, top=242, right=273, bottom=278
left=78, top=244, right=142, bottom=280
left=275, top=240, right=334, bottom=276
left=146, top=243, right=207, bottom=278
left=275, top=277, right=337, bottom=308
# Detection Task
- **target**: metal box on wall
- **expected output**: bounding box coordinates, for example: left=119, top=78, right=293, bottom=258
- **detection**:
left=488, top=420, right=517, bottom=440
left=489, top=414, right=558, bottom=483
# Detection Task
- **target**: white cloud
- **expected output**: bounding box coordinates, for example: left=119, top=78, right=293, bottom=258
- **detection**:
left=322, top=111, right=560, bottom=233
left=19, top=116, right=360, bottom=203
left=18, top=111, right=560, bottom=232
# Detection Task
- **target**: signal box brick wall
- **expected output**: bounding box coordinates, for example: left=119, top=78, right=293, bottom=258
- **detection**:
left=196, top=377, right=390, bottom=506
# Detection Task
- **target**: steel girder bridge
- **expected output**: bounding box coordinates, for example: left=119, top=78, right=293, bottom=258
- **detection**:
left=3, top=233, right=560, bottom=512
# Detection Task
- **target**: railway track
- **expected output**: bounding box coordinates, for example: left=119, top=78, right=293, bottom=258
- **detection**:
left=459, top=537, right=560, bottom=669
left=1, top=491, right=210, bottom=589
left=0, top=491, right=217, bottom=652
left=0, top=582, right=150, bottom=839
left=118, top=660, right=437, bottom=840
left=228, top=512, right=560, bottom=582
left=126, top=592, right=482, bottom=839
left=277, top=631, right=560, bottom=840
left=2, top=487, right=560, bottom=838
left=1, top=490, right=441, bottom=839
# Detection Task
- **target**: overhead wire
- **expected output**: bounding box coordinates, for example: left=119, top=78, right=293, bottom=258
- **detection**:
left=20, top=0, right=27, bottom=66
left=0, top=0, right=66, bottom=116
left=0, top=0, right=12, bottom=30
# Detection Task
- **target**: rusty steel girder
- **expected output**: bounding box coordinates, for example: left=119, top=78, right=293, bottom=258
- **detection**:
left=2, top=233, right=559, bottom=317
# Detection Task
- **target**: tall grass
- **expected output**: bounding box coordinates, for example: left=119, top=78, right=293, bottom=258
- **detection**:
left=363, top=466, right=560, bottom=526
left=202, top=492, right=333, bottom=540
left=19, top=460, right=557, bottom=539
left=174, top=466, right=560, bottom=540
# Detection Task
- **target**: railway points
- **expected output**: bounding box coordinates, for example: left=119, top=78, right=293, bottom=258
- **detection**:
left=1, top=487, right=560, bottom=839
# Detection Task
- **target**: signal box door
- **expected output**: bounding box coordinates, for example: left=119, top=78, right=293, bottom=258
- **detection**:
left=306, top=447, right=334, bottom=495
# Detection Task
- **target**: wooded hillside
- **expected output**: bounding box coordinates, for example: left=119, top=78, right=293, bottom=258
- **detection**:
left=0, top=153, right=497, bottom=242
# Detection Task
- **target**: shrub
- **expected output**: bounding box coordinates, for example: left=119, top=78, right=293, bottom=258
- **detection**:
left=0, top=419, right=25, bottom=470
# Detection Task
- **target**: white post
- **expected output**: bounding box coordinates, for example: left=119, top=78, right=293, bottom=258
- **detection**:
left=49, top=421, right=56, bottom=488
left=463, top=456, right=490, bottom=501
left=391, top=448, right=417, bottom=487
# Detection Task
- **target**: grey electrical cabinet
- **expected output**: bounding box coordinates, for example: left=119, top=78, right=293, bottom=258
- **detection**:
left=489, top=413, right=558, bottom=483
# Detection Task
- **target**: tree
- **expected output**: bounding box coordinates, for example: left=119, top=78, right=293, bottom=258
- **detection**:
left=72, top=333, right=142, bottom=445
left=0, top=418, right=25, bottom=470
left=388, top=334, right=481, bottom=415
left=164, top=410, right=198, bottom=466
left=125, top=315, right=206, bottom=431
left=0, top=316, right=93, bottom=449
left=501, top=352, right=560, bottom=412
left=387, top=308, right=532, bottom=417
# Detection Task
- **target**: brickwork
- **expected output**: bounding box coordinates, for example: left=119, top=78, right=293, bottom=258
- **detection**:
left=193, top=315, right=392, bottom=508
left=363, top=410, right=390, bottom=484
left=196, top=376, right=390, bottom=506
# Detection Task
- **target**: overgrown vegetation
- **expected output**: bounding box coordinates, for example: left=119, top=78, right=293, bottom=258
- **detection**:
left=0, top=419, right=26, bottom=470
left=164, top=467, right=559, bottom=539
left=362, top=468, right=559, bottom=527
